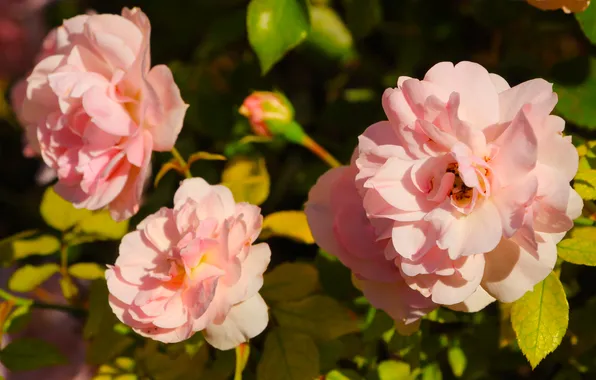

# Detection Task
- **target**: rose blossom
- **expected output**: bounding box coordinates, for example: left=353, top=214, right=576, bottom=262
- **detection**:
left=106, top=178, right=271, bottom=349
left=306, top=61, right=582, bottom=321
left=16, top=7, right=188, bottom=221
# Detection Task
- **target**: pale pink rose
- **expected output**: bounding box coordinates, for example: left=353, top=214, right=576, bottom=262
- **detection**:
left=306, top=61, right=582, bottom=320
left=106, top=178, right=271, bottom=349
left=16, top=7, right=189, bottom=221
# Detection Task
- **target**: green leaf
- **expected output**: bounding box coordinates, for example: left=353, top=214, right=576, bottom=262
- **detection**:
left=343, top=0, right=382, bottom=39
left=511, top=272, right=569, bottom=369
left=326, top=369, right=361, bottom=380
left=421, top=362, right=442, bottom=380
left=574, top=169, right=596, bottom=200
left=84, top=280, right=111, bottom=339
left=221, top=156, right=270, bottom=205
left=0, top=230, right=38, bottom=265
left=576, top=4, right=596, bottom=44
left=272, top=295, right=359, bottom=341
left=8, top=264, right=60, bottom=293
left=378, top=360, right=412, bottom=380
left=0, top=338, right=66, bottom=371
left=68, top=262, right=106, bottom=280
left=40, top=187, right=92, bottom=231
left=247, top=0, right=311, bottom=74
left=3, top=304, right=32, bottom=334
left=555, top=58, right=596, bottom=130
left=261, top=262, right=319, bottom=302
left=256, top=328, right=320, bottom=380
left=77, top=211, right=129, bottom=240
left=558, top=238, right=596, bottom=266
left=11, top=234, right=60, bottom=260
left=303, top=5, right=356, bottom=63
left=447, top=346, right=466, bottom=378
left=260, top=211, right=314, bottom=244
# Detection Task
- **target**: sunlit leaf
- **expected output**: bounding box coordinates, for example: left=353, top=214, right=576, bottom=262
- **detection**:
left=574, top=169, right=596, bottom=200
left=221, top=156, right=270, bottom=205
left=378, top=360, right=412, bottom=380
left=256, top=328, right=320, bottom=380
left=261, top=262, right=319, bottom=302
left=40, top=187, right=92, bottom=231
left=511, top=272, right=569, bottom=369
left=77, top=211, right=129, bottom=240
left=558, top=238, right=596, bottom=266
left=0, top=338, right=66, bottom=371
left=68, top=263, right=106, bottom=280
left=247, top=0, right=310, bottom=74
left=272, top=295, right=359, bottom=341
left=8, top=264, right=60, bottom=293
left=11, top=235, right=60, bottom=260
left=326, top=369, right=361, bottom=380
left=447, top=346, right=466, bottom=378
left=0, top=230, right=42, bottom=264
left=154, top=160, right=184, bottom=187
left=304, top=5, right=356, bottom=63
left=260, top=211, right=314, bottom=244
left=187, top=151, right=227, bottom=165
left=59, top=275, right=79, bottom=300
left=421, top=362, right=442, bottom=380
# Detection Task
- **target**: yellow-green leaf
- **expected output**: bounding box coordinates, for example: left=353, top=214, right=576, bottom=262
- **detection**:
left=570, top=226, right=596, bottom=241
left=76, top=211, right=129, bottom=240
left=221, top=156, right=270, bottom=205
left=256, top=328, right=319, bottom=380
left=558, top=238, right=596, bottom=266
left=447, top=346, right=466, bottom=378
left=272, top=295, right=359, bottom=341
left=8, top=264, right=60, bottom=293
left=12, top=235, right=60, bottom=260
left=0, top=338, right=66, bottom=371
left=260, top=211, right=314, bottom=244
left=40, top=187, right=92, bottom=231
left=154, top=160, right=184, bottom=187
left=59, top=275, right=79, bottom=300
left=68, top=263, right=106, bottom=280
left=511, top=272, right=569, bottom=369
left=187, top=151, right=227, bottom=165
left=378, top=360, right=412, bottom=380
left=261, top=262, right=319, bottom=302
left=574, top=169, right=596, bottom=200
left=0, top=230, right=39, bottom=264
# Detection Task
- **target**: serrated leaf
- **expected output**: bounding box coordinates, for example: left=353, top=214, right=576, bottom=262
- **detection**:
left=11, top=234, right=60, bottom=260
left=378, top=360, right=412, bottom=380
left=247, top=0, right=311, bottom=74
left=574, top=169, right=596, bottom=200
left=0, top=338, right=66, bottom=371
left=8, top=264, right=60, bottom=292
left=447, top=346, right=466, bottom=378
left=77, top=211, right=129, bottom=240
left=558, top=238, right=596, bottom=266
left=260, top=211, right=314, bottom=244
left=221, top=156, right=270, bottom=205
left=272, top=295, right=359, bottom=341
left=511, top=272, right=569, bottom=369
left=68, top=263, right=106, bottom=280
left=40, top=187, right=92, bottom=231
left=256, top=328, right=319, bottom=380
left=261, top=262, right=319, bottom=302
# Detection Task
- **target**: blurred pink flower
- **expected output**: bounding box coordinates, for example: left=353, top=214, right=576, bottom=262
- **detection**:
left=106, top=178, right=271, bottom=349
left=0, top=270, right=94, bottom=380
left=15, top=7, right=188, bottom=221
left=306, top=61, right=582, bottom=321
left=0, top=0, right=53, bottom=81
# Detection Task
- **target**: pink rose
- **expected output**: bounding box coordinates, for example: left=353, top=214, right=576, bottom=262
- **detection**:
left=17, top=7, right=188, bottom=220
left=106, top=178, right=271, bottom=349
left=306, top=61, right=582, bottom=321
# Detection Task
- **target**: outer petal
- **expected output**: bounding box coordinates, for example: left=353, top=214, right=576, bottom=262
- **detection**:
left=203, top=294, right=269, bottom=350
left=145, top=65, right=188, bottom=151
left=482, top=233, right=556, bottom=303
left=447, top=286, right=496, bottom=312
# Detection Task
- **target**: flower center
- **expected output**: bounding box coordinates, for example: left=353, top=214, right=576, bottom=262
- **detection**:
left=446, top=163, right=474, bottom=207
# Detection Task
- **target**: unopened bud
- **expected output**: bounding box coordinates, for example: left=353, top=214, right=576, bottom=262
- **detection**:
left=239, top=91, right=295, bottom=138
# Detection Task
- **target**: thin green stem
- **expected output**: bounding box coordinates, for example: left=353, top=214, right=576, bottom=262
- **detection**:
left=171, top=147, right=192, bottom=179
